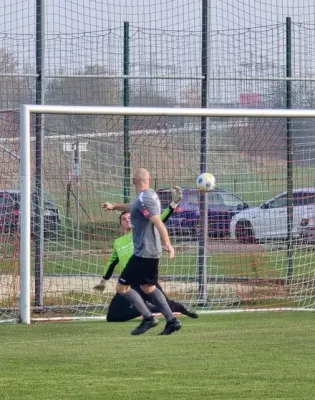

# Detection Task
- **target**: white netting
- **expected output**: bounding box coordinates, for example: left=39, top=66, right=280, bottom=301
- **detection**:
left=16, top=109, right=315, bottom=321
left=1, top=0, right=315, bottom=322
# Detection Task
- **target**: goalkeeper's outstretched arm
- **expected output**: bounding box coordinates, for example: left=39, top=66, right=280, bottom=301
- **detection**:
left=160, top=206, right=175, bottom=223
left=160, top=186, right=183, bottom=223
left=94, top=247, right=119, bottom=291
left=103, top=258, right=119, bottom=280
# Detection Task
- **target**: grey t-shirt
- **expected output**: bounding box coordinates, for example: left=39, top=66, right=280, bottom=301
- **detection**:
left=130, top=189, right=162, bottom=259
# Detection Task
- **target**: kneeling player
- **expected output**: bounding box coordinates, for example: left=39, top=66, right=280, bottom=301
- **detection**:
left=94, top=187, right=198, bottom=322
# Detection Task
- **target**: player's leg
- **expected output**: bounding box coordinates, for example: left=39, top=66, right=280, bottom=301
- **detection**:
left=140, top=260, right=181, bottom=335
left=116, top=282, right=159, bottom=334
left=134, top=271, right=194, bottom=320
left=132, top=285, right=160, bottom=313
left=155, top=283, right=198, bottom=319
left=116, top=255, right=159, bottom=335
left=106, top=293, right=141, bottom=322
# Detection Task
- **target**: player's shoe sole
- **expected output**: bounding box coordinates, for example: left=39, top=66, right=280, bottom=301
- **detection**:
left=131, top=317, right=159, bottom=335
left=159, top=318, right=182, bottom=335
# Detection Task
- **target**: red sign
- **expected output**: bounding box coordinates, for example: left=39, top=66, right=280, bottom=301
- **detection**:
left=240, top=93, right=261, bottom=106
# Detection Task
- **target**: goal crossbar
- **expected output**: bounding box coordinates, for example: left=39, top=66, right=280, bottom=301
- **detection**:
left=20, top=104, right=315, bottom=119
left=20, top=104, right=315, bottom=324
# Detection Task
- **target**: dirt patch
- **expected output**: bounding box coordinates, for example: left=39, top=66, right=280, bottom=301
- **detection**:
left=1, top=273, right=290, bottom=307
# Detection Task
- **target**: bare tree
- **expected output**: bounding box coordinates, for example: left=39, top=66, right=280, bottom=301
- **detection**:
left=0, top=48, right=30, bottom=140
left=45, top=65, right=121, bottom=134
left=0, top=48, right=29, bottom=111
left=129, top=83, right=175, bottom=130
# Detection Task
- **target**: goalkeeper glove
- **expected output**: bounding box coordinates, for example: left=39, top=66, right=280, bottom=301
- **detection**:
left=93, top=278, right=106, bottom=292
left=170, top=186, right=183, bottom=208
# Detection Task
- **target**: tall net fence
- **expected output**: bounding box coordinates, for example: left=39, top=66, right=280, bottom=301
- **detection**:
left=1, top=0, right=315, bottom=321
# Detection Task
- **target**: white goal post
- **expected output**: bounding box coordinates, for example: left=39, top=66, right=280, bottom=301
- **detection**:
left=19, top=104, right=315, bottom=324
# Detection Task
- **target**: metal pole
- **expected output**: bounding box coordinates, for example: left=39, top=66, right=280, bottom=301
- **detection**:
left=19, top=104, right=315, bottom=119
left=123, top=21, right=130, bottom=203
left=286, top=17, right=294, bottom=279
left=20, top=105, right=31, bottom=324
left=66, top=177, right=71, bottom=221
left=34, top=0, right=45, bottom=307
left=198, top=0, right=209, bottom=305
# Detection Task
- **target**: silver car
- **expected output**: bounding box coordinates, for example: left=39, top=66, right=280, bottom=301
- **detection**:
left=230, top=188, right=315, bottom=243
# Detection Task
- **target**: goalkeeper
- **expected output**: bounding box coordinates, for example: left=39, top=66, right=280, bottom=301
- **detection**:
left=95, top=187, right=198, bottom=322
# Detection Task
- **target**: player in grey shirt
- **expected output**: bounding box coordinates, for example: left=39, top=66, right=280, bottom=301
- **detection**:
left=131, top=188, right=162, bottom=258
left=102, top=168, right=182, bottom=336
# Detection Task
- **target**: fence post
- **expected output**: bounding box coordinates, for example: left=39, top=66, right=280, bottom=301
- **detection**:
left=198, top=0, right=209, bottom=305
left=286, top=16, right=294, bottom=280
left=34, top=0, right=45, bottom=307
left=123, top=21, right=130, bottom=203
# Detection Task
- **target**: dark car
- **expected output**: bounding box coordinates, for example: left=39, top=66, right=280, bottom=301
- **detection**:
left=0, top=190, right=61, bottom=238
left=157, top=187, right=249, bottom=237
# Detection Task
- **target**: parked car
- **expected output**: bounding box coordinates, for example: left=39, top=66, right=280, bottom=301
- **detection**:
left=230, top=188, right=315, bottom=243
left=0, top=190, right=61, bottom=238
left=298, top=216, right=315, bottom=243
left=157, top=187, right=249, bottom=237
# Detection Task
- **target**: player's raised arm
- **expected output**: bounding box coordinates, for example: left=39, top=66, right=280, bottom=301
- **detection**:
left=160, top=186, right=183, bottom=223
left=103, top=247, right=119, bottom=281
left=94, top=242, right=119, bottom=291
left=170, top=186, right=183, bottom=208
left=101, top=202, right=130, bottom=212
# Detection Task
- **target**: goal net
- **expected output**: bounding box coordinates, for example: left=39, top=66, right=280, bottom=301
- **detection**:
left=16, top=105, right=315, bottom=323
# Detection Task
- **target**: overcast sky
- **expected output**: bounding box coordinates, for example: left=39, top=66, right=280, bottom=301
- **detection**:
left=1, top=1, right=315, bottom=102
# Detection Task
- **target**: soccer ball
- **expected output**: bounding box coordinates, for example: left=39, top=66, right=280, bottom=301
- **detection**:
left=196, top=172, right=216, bottom=192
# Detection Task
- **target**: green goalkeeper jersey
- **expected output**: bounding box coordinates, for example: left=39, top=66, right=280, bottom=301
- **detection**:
left=103, top=205, right=175, bottom=280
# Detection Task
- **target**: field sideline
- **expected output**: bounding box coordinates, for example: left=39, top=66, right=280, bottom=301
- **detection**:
left=1, top=313, right=314, bottom=399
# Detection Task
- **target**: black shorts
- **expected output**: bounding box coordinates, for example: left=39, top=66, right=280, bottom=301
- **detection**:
left=118, top=255, right=159, bottom=286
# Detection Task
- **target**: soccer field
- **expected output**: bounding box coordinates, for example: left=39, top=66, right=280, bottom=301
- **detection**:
left=1, top=313, right=314, bottom=399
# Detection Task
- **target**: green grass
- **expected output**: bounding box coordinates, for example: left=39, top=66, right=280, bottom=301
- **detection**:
left=0, top=313, right=314, bottom=399
left=2, top=247, right=315, bottom=282
left=38, top=247, right=315, bottom=280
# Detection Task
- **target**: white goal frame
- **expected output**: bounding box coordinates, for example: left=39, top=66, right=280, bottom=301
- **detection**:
left=20, top=104, right=315, bottom=324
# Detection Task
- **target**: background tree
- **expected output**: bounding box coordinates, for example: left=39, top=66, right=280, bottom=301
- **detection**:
left=0, top=48, right=29, bottom=139
left=129, top=83, right=175, bottom=129
left=45, top=65, right=121, bottom=134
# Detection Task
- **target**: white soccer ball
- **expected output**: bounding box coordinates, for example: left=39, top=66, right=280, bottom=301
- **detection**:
left=196, top=172, right=216, bottom=192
